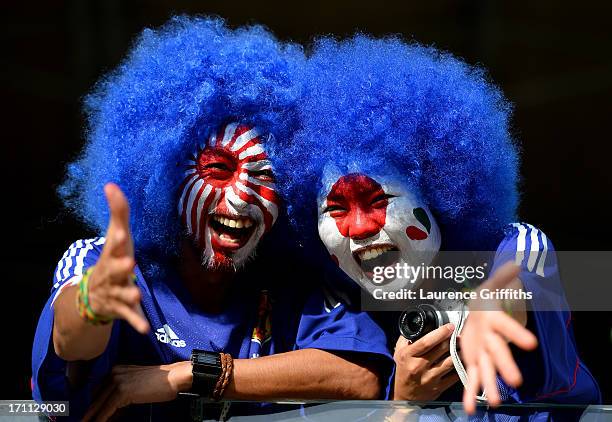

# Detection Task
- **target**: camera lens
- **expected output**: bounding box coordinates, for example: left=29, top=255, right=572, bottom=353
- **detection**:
left=398, top=304, right=443, bottom=341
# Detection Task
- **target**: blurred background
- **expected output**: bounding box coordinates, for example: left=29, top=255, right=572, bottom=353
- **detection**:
left=2, top=0, right=611, bottom=401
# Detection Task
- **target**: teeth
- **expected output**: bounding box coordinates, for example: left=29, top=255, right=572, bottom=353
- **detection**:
left=358, top=245, right=393, bottom=261
left=213, top=215, right=254, bottom=229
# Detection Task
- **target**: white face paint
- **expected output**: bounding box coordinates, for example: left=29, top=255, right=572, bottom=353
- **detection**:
left=178, top=123, right=279, bottom=270
left=317, top=164, right=441, bottom=293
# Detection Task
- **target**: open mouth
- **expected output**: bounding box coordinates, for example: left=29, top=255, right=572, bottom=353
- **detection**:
left=353, top=244, right=400, bottom=278
left=209, top=214, right=256, bottom=250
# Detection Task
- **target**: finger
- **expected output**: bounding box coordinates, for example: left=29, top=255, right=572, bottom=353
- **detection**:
left=109, top=285, right=142, bottom=306
left=113, top=302, right=150, bottom=334
left=83, top=383, right=116, bottom=422
left=491, top=313, right=538, bottom=350
left=485, top=333, right=523, bottom=387
left=429, top=355, right=455, bottom=378
left=107, top=227, right=129, bottom=257
left=395, top=335, right=410, bottom=351
left=463, top=364, right=480, bottom=415
left=408, top=323, right=455, bottom=357
left=421, top=339, right=450, bottom=366
left=459, top=334, right=477, bottom=367
left=104, top=183, right=134, bottom=258
left=479, top=352, right=501, bottom=407
left=479, top=262, right=521, bottom=291
left=105, top=183, right=130, bottom=230
left=95, top=389, right=126, bottom=422
left=439, top=371, right=460, bottom=392
left=106, top=256, right=136, bottom=283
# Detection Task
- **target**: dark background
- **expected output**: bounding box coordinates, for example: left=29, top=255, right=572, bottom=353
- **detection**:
left=2, top=0, right=611, bottom=401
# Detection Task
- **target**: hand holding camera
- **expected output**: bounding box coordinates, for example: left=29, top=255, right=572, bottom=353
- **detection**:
left=392, top=323, right=460, bottom=400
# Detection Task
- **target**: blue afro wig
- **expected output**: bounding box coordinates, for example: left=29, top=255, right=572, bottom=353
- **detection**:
left=283, top=36, right=520, bottom=251
left=59, top=16, right=305, bottom=264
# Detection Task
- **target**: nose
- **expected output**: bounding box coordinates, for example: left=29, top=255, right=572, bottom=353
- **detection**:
left=347, top=209, right=383, bottom=240
left=226, top=195, right=248, bottom=213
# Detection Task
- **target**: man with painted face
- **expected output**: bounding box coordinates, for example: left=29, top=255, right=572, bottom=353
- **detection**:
left=284, top=36, right=601, bottom=416
left=32, top=19, right=392, bottom=421
left=178, top=122, right=280, bottom=269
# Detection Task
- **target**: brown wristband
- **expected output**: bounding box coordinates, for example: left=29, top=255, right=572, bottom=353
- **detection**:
left=212, top=352, right=233, bottom=401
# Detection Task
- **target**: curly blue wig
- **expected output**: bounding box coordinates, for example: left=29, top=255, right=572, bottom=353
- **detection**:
left=59, top=16, right=305, bottom=264
left=283, top=36, right=519, bottom=251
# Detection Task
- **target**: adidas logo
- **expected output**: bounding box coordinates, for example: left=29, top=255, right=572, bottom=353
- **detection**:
left=155, top=324, right=186, bottom=348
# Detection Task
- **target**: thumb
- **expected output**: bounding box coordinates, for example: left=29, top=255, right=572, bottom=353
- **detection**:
left=104, top=183, right=133, bottom=257
left=479, top=262, right=520, bottom=291
left=105, top=183, right=130, bottom=230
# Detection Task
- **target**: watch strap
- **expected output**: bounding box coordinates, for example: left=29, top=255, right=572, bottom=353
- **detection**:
left=190, top=349, right=222, bottom=398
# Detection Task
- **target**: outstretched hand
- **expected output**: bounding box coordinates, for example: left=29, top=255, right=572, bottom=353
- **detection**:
left=87, top=183, right=149, bottom=334
left=460, top=262, right=538, bottom=414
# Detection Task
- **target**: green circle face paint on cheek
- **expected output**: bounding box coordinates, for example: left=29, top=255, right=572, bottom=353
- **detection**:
left=412, top=207, right=432, bottom=234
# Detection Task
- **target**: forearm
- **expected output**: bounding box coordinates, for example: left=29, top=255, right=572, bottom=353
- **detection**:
left=225, top=349, right=381, bottom=400
left=172, top=349, right=382, bottom=400
left=53, top=284, right=113, bottom=361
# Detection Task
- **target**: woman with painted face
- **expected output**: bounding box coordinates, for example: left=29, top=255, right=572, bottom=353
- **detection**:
left=283, top=36, right=601, bottom=415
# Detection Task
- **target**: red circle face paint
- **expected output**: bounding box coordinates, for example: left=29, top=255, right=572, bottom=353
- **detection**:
left=406, top=225, right=428, bottom=240
left=325, top=174, right=388, bottom=239
left=178, top=123, right=280, bottom=268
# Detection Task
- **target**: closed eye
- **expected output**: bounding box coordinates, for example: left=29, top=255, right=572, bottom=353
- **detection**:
left=323, top=204, right=347, bottom=213
left=250, top=169, right=275, bottom=182
left=203, top=163, right=231, bottom=171
left=371, top=193, right=396, bottom=206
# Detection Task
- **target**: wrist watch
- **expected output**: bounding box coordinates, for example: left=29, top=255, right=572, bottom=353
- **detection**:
left=190, top=349, right=222, bottom=397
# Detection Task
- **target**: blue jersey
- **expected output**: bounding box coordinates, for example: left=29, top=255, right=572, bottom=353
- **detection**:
left=32, top=238, right=392, bottom=420
left=488, top=223, right=600, bottom=406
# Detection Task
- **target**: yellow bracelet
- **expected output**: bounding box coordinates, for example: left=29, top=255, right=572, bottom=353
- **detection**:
left=75, top=267, right=114, bottom=325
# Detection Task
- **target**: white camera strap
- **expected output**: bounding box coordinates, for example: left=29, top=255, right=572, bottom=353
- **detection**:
left=449, top=304, right=487, bottom=402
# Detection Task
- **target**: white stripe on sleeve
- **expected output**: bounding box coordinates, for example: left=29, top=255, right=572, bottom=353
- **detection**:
left=512, top=223, right=527, bottom=267
left=536, top=231, right=548, bottom=277
left=527, top=226, right=540, bottom=272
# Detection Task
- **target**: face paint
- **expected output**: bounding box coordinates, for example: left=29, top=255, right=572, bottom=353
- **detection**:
left=179, top=123, right=280, bottom=269
left=317, top=165, right=441, bottom=293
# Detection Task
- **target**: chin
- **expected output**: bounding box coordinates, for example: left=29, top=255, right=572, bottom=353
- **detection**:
left=202, top=253, right=235, bottom=271
left=200, top=245, right=258, bottom=272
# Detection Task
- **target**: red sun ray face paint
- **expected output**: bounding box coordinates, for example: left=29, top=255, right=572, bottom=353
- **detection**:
left=178, top=123, right=280, bottom=269
left=317, top=166, right=441, bottom=293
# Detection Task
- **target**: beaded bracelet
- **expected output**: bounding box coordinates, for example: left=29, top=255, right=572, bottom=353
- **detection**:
left=75, top=267, right=114, bottom=325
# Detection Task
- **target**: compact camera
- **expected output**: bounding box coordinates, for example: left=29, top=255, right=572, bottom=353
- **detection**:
left=398, top=303, right=465, bottom=342
left=397, top=299, right=487, bottom=401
